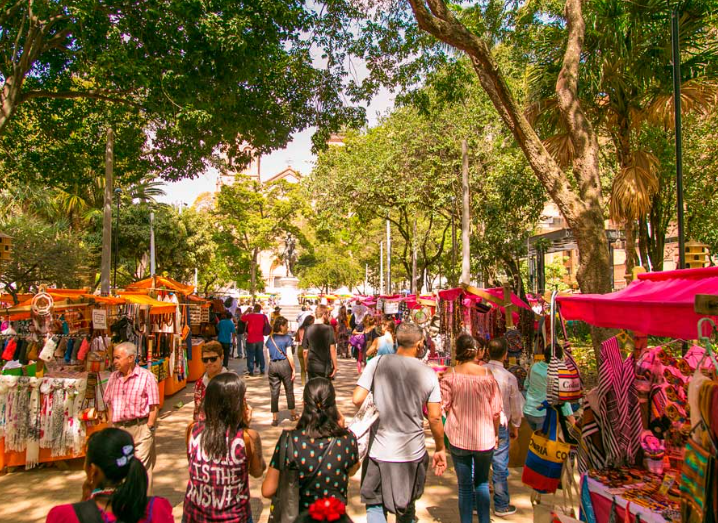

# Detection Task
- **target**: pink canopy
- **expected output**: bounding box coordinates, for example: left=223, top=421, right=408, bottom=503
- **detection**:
left=557, top=266, right=718, bottom=339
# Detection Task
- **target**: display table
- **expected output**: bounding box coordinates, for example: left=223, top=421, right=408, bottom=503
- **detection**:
left=157, top=378, right=165, bottom=409
left=164, top=372, right=187, bottom=396
left=187, top=341, right=205, bottom=382
left=0, top=423, right=108, bottom=471
left=583, top=476, right=677, bottom=523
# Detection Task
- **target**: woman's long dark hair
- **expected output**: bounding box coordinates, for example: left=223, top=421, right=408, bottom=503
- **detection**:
left=381, top=317, right=396, bottom=341
left=202, top=373, right=248, bottom=460
left=86, top=428, right=148, bottom=523
left=297, top=378, right=348, bottom=438
left=338, top=306, right=348, bottom=323
left=296, top=315, right=315, bottom=342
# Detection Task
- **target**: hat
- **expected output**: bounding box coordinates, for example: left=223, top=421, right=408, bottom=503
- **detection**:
left=274, top=306, right=281, bottom=311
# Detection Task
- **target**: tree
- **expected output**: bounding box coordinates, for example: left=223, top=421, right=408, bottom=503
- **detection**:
left=295, top=243, right=364, bottom=293
left=214, top=178, right=305, bottom=297
left=0, top=215, right=88, bottom=301
left=526, top=0, right=718, bottom=275
left=1, top=0, right=363, bottom=183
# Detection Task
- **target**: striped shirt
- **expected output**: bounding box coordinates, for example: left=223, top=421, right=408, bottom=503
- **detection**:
left=441, top=370, right=503, bottom=452
left=103, top=365, right=160, bottom=423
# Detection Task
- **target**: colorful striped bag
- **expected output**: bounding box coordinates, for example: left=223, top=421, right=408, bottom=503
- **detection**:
left=522, top=402, right=571, bottom=494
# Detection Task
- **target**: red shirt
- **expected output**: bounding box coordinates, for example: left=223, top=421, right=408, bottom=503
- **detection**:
left=103, top=365, right=160, bottom=423
left=46, top=496, right=173, bottom=523
left=240, top=313, right=267, bottom=344
left=184, top=422, right=251, bottom=522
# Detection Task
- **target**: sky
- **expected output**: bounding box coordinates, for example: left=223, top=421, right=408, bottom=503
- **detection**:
left=157, top=88, right=396, bottom=206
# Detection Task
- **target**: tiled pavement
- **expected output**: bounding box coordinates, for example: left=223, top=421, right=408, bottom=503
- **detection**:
left=0, top=356, right=538, bottom=522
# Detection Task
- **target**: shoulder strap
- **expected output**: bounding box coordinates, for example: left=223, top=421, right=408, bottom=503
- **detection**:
left=271, top=335, right=288, bottom=358
left=71, top=500, right=104, bottom=523
left=305, top=436, right=338, bottom=483
left=371, top=355, right=383, bottom=394
left=242, top=429, right=254, bottom=464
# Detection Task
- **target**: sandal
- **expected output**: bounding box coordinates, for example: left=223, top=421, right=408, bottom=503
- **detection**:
left=291, top=414, right=299, bottom=422
left=271, top=419, right=279, bottom=427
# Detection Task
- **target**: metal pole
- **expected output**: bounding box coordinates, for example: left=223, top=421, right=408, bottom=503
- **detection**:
left=150, top=211, right=156, bottom=276
left=672, top=8, right=686, bottom=269
left=113, top=188, right=121, bottom=291
left=365, top=263, right=368, bottom=295
left=386, top=219, right=391, bottom=294
left=194, top=267, right=198, bottom=290
left=460, top=139, right=471, bottom=285
left=100, top=128, right=114, bottom=295
left=411, top=218, right=417, bottom=294
left=380, top=241, right=384, bottom=295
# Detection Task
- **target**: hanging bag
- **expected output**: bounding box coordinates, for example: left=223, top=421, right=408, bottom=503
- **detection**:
left=263, top=315, right=272, bottom=336
left=349, top=356, right=383, bottom=462
left=522, top=401, right=571, bottom=494
left=546, top=292, right=583, bottom=405
left=269, top=431, right=300, bottom=523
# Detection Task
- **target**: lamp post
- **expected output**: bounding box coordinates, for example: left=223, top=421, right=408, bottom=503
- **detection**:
left=671, top=8, right=686, bottom=269
left=113, top=188, right=122, bottom=291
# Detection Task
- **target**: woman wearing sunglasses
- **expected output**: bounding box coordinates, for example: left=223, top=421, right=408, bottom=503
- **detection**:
left=193, top=341, right=230, bottom=421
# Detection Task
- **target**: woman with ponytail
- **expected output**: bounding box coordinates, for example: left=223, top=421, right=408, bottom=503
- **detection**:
left=46, top=428, right=172, bottom=523
left=262, top=378, right=360, bottom=513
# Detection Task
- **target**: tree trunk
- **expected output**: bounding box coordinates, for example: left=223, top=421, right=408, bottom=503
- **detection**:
left=624, top=219, right=637, bottom=283
left=250, top=247, right=258, bottom=301
left=407, top=0, right=613, bottom=358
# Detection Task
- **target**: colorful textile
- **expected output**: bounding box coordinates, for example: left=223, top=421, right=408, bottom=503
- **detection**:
left=522, top=403, right=570, bottom=494
left=680, top=438, right=713, bottom=523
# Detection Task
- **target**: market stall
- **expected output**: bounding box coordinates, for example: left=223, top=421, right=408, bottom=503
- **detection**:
left=554, top=266, right=718, bottom=523
left=0, top=288, right=119, bottom=470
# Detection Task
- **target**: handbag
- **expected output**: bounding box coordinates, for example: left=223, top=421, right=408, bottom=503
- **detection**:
left=522, top=401, right=571, bottom=494
left=547, top=292, right=583, bottom=405
left=349, top=356, right=382, bottom=462
left=263, top=316, right=272, bottom=336
left=269, top=431, right=300, bottom=523
left=680, top=437, right=714, bottom=523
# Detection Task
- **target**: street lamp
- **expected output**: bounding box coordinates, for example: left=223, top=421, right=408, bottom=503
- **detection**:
left=113, top=188, right=122, bottom=291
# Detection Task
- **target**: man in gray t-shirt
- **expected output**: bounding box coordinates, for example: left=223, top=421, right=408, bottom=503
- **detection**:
left=353, top=322, right=446, bottom=523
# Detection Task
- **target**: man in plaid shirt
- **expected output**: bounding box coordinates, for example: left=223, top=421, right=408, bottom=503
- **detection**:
left=103, top=341, right=160, bottom=493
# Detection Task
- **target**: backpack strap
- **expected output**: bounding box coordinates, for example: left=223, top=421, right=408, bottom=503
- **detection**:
left=71, top=500, right=104, bottom=523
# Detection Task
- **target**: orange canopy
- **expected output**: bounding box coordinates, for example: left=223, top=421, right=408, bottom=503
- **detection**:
left=125, top=276, right=195, bottom=295
left=116, top=292, right=177, bottom=315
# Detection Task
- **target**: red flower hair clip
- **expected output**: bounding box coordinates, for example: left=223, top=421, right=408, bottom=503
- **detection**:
left=309, top=497, right=346, bottom=521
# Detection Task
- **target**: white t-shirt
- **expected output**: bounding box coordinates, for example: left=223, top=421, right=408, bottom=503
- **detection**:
left=357, top=354, right=441, bottom=462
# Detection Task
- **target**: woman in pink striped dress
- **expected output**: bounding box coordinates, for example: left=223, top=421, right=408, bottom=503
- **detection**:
left=441, top=334, right=503, bottom=523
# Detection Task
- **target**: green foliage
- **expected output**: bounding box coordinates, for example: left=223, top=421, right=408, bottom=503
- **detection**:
left=1, top=0, right=364, bottom=186
left=295, top=243, right=364, bottom=292
left=214, top=177, right=305, bottom=293
left=0, top=215, right=88, bottom=299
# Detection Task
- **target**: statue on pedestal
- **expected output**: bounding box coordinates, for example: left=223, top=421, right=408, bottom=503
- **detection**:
left=283, top=233, right=297, bottom=277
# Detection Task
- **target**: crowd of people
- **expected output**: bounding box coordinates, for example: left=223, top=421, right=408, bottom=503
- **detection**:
left=46, top=300, right=565, bottom=523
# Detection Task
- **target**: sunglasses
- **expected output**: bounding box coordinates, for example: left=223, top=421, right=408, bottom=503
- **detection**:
left=202, top=356, right=219, bottom=364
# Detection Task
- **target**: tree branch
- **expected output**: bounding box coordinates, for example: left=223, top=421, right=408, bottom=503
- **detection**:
left=19, top=89, right=142, bottom=108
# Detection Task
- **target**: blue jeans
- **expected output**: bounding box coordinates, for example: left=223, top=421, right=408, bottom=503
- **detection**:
left=367, top=503, right=416, bottom=523
left=525, top=414, right=545, bottom=431
left=492, top=426, right=511, bottom=511
left=236, top=334, right=246, bottom=358
left=246, top=342, right=265, bottom=374
left=451, top=445, right=493, bottom=523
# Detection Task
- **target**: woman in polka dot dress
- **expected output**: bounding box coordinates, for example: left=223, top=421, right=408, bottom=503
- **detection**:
left=262, top=378, right=360, bottom=511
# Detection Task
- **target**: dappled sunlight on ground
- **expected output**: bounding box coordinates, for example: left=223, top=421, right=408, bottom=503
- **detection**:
left=0, top=357, right=538, bottom=522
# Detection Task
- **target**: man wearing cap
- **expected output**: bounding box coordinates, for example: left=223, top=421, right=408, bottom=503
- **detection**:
left=103, top=341, right=160, bottom=493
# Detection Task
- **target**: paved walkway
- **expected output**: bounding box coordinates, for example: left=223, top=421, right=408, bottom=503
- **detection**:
left=0, top=357, right=538, bottom=522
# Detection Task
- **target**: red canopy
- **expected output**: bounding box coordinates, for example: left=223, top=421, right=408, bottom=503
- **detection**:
left=557, top=266, right=718, bottom=339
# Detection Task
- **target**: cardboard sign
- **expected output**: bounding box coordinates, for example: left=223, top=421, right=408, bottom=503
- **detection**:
left=384, top=301, right=399, bottom=314
left=92, top=309, right=107, bottom=330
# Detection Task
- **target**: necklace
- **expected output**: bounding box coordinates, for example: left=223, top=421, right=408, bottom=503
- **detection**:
left=90, top=488, right=116, bottom=499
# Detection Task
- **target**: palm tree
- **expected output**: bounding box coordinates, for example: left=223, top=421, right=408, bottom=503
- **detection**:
left=526, top=0, right=718, bottom=276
